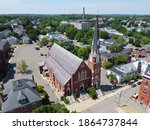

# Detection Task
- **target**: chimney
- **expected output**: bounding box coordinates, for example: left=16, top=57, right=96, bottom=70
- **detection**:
left=83, top=7, right=85, bottom=21
left=32, top=75, right=35, bottom=83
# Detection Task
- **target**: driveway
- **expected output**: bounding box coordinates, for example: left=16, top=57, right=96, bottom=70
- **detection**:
left=5, top=44, right=58, bottom=103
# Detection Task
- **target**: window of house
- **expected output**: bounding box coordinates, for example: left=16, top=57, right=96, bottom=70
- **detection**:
left=81, top=71, right=84, bottom=79
left=85, top=70, right=87, bottom=78
left=32, top=103, right=36, bottom=108
left=145, top=81, right=149, bottom=86
left=22, top=106, right=26, bottom=111
left=143, top=87, right=147, bottom=94
left=78, top=72, right=80, bottom=81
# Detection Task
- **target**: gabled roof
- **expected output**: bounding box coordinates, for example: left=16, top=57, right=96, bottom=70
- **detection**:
left=143, top=65, right=150, bottom=79
left=0, top=39, right=8, bottom=51
left=109, top=62, right=138, bottom=75
left=46, top=43, right=83, bottom=86
left=2, top=79, right=41, bottom=112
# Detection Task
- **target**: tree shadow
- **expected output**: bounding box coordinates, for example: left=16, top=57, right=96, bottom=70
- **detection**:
left=25, top=69, right=33, bottom=74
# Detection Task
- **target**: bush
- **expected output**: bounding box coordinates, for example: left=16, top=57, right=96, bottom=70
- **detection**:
left=87, top=87, right=97, bottom=99
left=32, top=103, right=69, bottom=113
left=63, top=98, right=69, bottom=104
left=37, top=85, right=44, bottom=93
left=102, top=61, right=113, bottom=69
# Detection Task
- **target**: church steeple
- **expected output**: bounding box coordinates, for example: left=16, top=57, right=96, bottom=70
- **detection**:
left=92, top=15, right=100, bottom=51
left=88, top=15, right=101, bottom=89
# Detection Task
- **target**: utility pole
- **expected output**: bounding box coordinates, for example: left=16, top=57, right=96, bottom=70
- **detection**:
left=118, top=91, right=122, bottom=107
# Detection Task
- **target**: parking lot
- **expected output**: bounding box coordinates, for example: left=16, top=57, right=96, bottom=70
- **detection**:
left=6, top=44, right=58, bottom=103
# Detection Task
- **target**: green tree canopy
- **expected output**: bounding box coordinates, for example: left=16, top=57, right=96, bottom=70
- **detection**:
left=100, top=31, right=109, bottom=39
left=124, top=75, right=132, bottom=83
left=114, top=54, right=128, bottom=65
left=102, top=61, right=113, bottom=69
left=87, top=87, right=97, bottom=99
left=32, top=103, right=69, bottom=113
left=17, top=60, right=28, bottom=74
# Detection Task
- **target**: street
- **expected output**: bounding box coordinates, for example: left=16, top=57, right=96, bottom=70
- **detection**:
left=83, top=84, right=147, bottom=113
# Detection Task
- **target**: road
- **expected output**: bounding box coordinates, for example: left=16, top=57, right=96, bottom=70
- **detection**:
left=83, top=84, right=147, bottom=113
left=5, top=44, right=58, bottom=103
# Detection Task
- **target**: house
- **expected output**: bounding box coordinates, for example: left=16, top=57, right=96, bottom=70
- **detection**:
left=0, top=78, right=42, bottom=113
left=0, top=40, right=10, bottom=80
left=0, top=30, right=11, bottom=39
left=134, top=45, right=150, bottom=58
left=101, top=52, right=115, bottom=65
left=39, top=16, right=101, bottom=98
left=22, top=36, right=30, bottom=44
left=99, top=39, right=116, bottom=52
left=138, top=56, right=150, bottom=74
left=138, top=65, right=150, bottom=108
left=7, top=36, right=19, bottom=44
left=14, top=26, right=25, bottom=36
left=107, top=61, right=140, bottom=83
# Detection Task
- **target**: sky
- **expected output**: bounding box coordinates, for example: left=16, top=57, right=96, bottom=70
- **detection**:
left=0, top=0, right=150, bottom=15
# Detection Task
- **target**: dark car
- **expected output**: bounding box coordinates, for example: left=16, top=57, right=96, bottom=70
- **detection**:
left=137, top=81, right=141, bottom=85
left=131, top=84, right=136, bottom=88
left=40, top=53, right=44, bottom=56
left=35, top=47, right=40, bottom=50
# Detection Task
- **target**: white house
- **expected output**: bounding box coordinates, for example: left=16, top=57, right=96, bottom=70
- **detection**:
left=107, top=56, right=150, bottom=83
left=138, top=56, right=150, bottom=74
left=107, top=61, right=139, bottom=83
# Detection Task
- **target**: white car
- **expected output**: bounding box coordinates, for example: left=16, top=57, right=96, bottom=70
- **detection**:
left=133, top=93, right=138, bottom=99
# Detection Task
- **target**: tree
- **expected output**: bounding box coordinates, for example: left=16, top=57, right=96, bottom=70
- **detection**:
left=124, top=75, right=132, bottom=83
left=39, top=37, right=49, bottom=46
left=75, top=31, right=84, bottom=42
left=102, top=61, right=113, bottom=69
left=108, top=44, right=122, bottom=53
left=100, top=31, right=109, bottom=39
left=50, top=38, right=58, bottom=44
left=108, top=74, right=118, bottom=85
left=32, top=103, right=69, bottom=113
left=87, top=87, right=97, bottom=99
left=17, top=60, right=28, bottom=74
left=114, top=54, right=128, bottom=65
left=11, top=32, right=20, bottom=39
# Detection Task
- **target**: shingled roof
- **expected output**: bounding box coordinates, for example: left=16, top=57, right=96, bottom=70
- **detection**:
left=2, top=79, right=41, bottom=112
left=45, top=43, right=83, bottom=85
left=0, top=39, right=8, bottom=51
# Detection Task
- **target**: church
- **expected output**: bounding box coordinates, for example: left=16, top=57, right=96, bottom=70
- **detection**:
left=38, top=16, right=101, bottom=98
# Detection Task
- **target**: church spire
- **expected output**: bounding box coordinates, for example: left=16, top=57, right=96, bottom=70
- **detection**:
left=92, top=15, right=99, bottom=51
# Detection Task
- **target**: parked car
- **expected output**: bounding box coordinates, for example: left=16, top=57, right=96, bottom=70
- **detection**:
left=40, top=53, right=44, bottom=56
left=132, top=93, right=138, bottom=99
left=137, top=81, right=141, bottom=85
left=131, top=84, right=136, bottom=88
left=35, top=46, right=40, bottom=50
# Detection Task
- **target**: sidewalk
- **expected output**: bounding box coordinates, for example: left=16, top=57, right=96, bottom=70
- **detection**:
left=66, top=85, right=131, bottom=112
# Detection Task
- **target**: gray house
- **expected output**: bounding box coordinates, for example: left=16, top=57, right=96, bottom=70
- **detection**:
left=0, top=79, right=42, bottom=113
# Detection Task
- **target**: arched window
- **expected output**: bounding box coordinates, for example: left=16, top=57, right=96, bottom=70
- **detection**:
left=85, top=70, right=87, bottom=78
left=78, top=72, right=80, bottom=81
left=81, top=71, right=84, bottom=79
